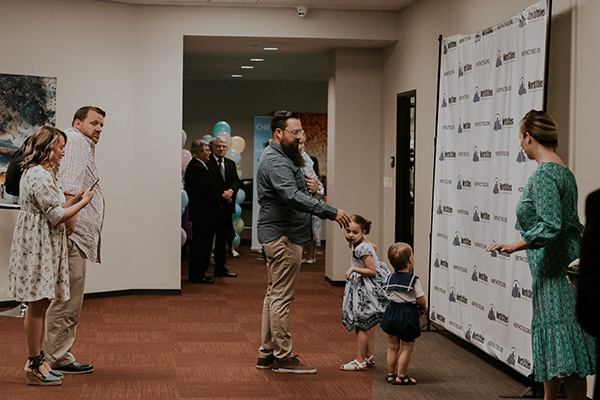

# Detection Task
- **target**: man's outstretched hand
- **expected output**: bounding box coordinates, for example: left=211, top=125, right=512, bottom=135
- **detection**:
left=335, top=209, right=351, bottom=229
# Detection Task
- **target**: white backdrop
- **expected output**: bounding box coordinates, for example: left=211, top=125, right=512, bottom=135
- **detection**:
left=429, top=0, right=548, bottom=376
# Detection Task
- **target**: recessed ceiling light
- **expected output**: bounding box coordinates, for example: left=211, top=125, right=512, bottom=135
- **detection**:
left=263, top=47, right=278, bottom=51
left=241, top=65, right=254, bottom=69
left=250, top=58, right=264, bottom=62
left=231, top=74, right=243, bottom=78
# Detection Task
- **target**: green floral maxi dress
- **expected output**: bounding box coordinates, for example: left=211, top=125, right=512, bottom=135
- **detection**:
left=517, top=162, right=596, bottom=382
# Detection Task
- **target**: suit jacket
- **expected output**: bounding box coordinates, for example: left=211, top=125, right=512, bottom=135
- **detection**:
left=184, top=158, right=222, bottom=223
left=577, top=188, right=600, bottom=337
left=207, top=155, right=241, bottom=214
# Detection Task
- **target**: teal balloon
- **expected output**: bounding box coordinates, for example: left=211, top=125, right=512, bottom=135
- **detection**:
left=213, top=121, right=231, bottom=136
left=202, top=134, right=213, bottom=143
left=236, top=188, right=246, bottom=204
left=233, top=233, right=240, bottom=249
left=232, top=203, right=242, bottom=220
left=181, top=190, right=189, bottom=215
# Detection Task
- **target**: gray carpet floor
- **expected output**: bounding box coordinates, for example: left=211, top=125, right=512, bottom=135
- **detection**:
left=372, top=326, right=533, bottom=399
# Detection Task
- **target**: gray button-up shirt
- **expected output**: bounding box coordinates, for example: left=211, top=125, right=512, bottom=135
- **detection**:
left=257, top=142, right=338, bottom=246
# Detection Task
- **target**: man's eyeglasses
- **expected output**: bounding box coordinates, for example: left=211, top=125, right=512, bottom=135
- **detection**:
left=283, top=128, right=305, bottom=137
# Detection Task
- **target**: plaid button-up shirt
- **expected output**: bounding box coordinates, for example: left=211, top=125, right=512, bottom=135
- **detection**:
left=58, top=127, right=104, bottom=263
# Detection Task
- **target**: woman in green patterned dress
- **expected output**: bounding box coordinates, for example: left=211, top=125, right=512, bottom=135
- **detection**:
left=486, top=110, right=595, bottom=400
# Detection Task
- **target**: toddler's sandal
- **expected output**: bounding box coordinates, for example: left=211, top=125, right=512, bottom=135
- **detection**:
left=393, top=374, right=417, bottom=385
left=386, top=373, right=397, bottom=383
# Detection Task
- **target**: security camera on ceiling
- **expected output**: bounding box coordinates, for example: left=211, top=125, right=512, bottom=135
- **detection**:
left=297, top=6, right=308, bottom=18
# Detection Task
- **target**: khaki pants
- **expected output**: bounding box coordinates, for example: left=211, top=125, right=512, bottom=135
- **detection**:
left=259, top=236, right=303, bottom=360
left=44, top=239, right=87, bottom=368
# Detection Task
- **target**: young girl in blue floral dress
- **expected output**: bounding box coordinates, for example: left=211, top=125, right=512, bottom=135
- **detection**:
left=341, top=214, right=389, bottom=371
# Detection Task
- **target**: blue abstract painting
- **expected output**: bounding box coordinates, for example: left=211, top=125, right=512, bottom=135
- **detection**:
left=0, top=73, right=57, bottom=168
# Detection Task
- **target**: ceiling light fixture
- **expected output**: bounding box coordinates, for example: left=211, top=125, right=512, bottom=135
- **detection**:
left=263, top=47, right=278, bottom=51
left=250, top=58, right=264, bottom=62
left=231, top=74, right=243, bottom=78
left=241, top=65, right=254, bottom=69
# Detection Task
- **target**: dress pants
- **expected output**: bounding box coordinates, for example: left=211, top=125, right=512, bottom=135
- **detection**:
left=214, top=210, right=234, bottom=274
left=44, top=239, right=87, bottom=368
left=259, top=236, right=303, bottom=360
left=190, top=221, right=216, bottom=280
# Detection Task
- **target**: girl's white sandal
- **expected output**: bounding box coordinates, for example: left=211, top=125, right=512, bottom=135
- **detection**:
left=341, top=359, right=367, bottom=371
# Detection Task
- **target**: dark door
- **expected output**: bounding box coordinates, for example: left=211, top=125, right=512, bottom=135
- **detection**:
left=395, top=91, right=416, bottom=248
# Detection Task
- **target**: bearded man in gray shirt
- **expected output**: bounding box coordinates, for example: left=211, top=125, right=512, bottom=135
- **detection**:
left=255, top=110, right=351, bottom=374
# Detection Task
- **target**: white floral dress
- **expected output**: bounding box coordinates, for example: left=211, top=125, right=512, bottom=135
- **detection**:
left=342, top=241, right=390, bottom=331
left=8, top=165, right=69, bottom=302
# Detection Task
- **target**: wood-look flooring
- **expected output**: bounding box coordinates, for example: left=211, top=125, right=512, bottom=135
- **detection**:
left=0, top=244, right=527, bottom=399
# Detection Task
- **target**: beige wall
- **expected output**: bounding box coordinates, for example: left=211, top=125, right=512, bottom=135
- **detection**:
left=0, top=0, right=398, bottom=301
left=326, top=48, right=383, bottom=281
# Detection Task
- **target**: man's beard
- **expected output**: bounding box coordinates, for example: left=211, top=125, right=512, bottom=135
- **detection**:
left=281, top=141, right=304, bottom=168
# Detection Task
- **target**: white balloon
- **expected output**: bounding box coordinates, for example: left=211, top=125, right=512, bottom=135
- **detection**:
left=216, top=132, right=232, bottom=148
left=225, top=149, right=241, bottom=166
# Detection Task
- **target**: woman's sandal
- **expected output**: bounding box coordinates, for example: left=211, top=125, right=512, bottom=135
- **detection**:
left=386, top=373, right=397, bottom=383
left=340, top=359, right=367, bottom=371
left=24, top=355, right=62, bottom=386
left=393, top=374, right=417, bottom=385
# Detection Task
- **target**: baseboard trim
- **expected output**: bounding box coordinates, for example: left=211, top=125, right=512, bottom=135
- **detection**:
left=325, top=276, right=345, bottom=287
left=0, top=288, right=181, bottom=308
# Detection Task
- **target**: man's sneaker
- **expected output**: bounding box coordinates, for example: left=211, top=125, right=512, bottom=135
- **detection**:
left=272, top=355, right=317, bottom=374
left=256, top=354, right=275, bottom=369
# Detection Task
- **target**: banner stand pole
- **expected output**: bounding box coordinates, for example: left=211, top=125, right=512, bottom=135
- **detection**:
left=426, top=34, right=444, bottom=333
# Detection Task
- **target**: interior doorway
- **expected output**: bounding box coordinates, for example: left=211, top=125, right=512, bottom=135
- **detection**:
left=394, top=90, right=416, bottom=247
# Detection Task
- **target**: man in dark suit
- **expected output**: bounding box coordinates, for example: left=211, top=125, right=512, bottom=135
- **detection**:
left=207, top=137, right=240, bottom=277
left=577, top=188, right=600, bottom=399
left=184, top=139, right=222, bottom=284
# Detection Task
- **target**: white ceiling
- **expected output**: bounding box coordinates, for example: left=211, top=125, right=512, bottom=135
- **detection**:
left=101, top=0, right=417, bottom=11
left=183, top=36, right=397, bottom=82
left=98, top=0, right=418, bottom=81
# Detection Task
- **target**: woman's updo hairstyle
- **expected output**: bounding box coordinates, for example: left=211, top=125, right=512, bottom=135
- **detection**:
left=520, top=109, right=558, bottom=150
left=351, top=214, right=372, bottom=235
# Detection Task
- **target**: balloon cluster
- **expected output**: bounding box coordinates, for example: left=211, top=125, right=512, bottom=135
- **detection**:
left=180, top=122, right=247, bottom=248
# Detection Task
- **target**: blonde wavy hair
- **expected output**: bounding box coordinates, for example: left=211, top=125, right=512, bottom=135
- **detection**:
left=22, top=126, right=67, bottom=174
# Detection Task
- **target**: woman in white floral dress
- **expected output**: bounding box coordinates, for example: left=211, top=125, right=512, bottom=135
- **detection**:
left=8, top=126, right=94, bottom=386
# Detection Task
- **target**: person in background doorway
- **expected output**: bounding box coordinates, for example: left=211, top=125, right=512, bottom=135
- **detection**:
left=207, top=137, right=239, bottom=278
left=298, top=134, right=323, bottom=264
left=185, top=139, right=222, bottom=284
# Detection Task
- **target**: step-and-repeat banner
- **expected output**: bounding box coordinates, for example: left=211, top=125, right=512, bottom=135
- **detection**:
left=430, top=0, right=548, bottom=376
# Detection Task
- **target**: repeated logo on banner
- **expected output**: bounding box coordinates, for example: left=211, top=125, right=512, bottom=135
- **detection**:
left=430, top=0, right=547, bottom=376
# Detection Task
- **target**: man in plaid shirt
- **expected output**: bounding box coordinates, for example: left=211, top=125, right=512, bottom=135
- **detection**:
left=44, top=106, right=106, bottom=374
